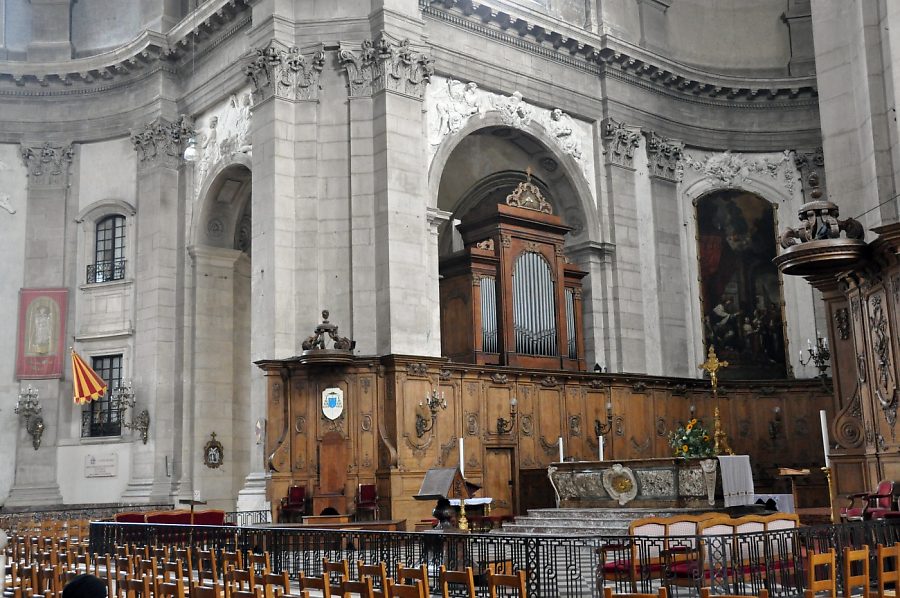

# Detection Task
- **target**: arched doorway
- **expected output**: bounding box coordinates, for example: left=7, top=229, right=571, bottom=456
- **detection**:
left=696, top=189, right=787, bottom=379
left=188, top=162, right=253, bottom=509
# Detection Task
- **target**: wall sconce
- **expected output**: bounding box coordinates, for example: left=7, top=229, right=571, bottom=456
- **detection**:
left=112, top=382, right=150, bottom=444
left=594, top=401, right=614, bottom=437
left=496, top=397, right=518, bottom=435
left=768, top=406, right=783, bottom=442
left=15, top=385, right=44, bottom=450
left=800, top=336, right=831, bottom=385
left=415, top=388, right=447, bottom=438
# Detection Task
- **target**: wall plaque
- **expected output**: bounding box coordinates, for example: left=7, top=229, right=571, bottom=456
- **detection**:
left=84, top=453, right=118, bottom=478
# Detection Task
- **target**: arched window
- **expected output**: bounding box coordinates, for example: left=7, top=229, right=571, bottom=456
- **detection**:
left=89, top=215, right=126, bottom=283
left=512, top=251, right=557, bottom=356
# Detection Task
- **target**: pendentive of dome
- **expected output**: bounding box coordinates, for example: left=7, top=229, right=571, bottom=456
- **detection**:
left=297, top=310, right=356, bottom=364
left=505, top=167, right=552, bottom=214
left=773, top=174, right=865, bottom=277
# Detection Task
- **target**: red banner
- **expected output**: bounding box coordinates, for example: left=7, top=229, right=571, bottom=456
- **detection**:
left=16, top=288, right=68, bottom=379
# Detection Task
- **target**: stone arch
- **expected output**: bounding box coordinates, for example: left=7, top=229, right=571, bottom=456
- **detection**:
left=192, top=155, right=252, bottom=252
left=428, top=114, right=600, bottom=246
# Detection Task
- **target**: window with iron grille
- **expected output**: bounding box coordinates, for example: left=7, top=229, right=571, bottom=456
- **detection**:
left=88, top=215, right=126, bottom=283
left=81, top=354, right=122, bottom=437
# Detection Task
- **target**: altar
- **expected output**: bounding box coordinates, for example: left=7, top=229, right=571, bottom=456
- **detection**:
left=548, top=456, right=754, bottom=509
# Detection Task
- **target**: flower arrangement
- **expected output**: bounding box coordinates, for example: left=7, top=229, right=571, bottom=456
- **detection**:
left=669, top=418, right=714, bottom=458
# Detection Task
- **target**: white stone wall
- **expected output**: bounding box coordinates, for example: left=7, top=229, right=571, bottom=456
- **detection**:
left=0, top=144, right=27, bottom=504
left=56, top=443, right=132, bottom=505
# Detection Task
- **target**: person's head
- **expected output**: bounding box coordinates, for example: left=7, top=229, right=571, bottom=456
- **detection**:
left=63, top=574, right=107, bottom=598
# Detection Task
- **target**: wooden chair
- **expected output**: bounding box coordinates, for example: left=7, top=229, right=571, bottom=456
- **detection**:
left=193, top=584, right=226, bottom=598
left=138, top=558, right=160, bottom=597
left=806, top=549, right=837, bottom=598
left=385, top=578, right=425, bottom=598
left=298, top=571, right=332, bottom=598
left=159, top=578, right=186, bottom=598
left=224, top=568, right=257, bottom=598
left=844, top=546, right=870, bottom=598
left=841, top=481, right=895, bottom=521
left=280, top=486, right=307, bottom=522
left=356, top=484, right=379, bottom=520
left=343, top=577, right=377, bottom=598
left=396, top=563, right=430, bottom=597
left=222, top=550, right=244, bottom=574
left=197, top=549, right=220, bottom=587
left=357, top=561, right=388, bottom=597
left=700, top=589, right=768, bottom=598
left=607, top=588, right=670, bottom=598
left=438, top=565, right=476, bottom=598
left=487, top=570, right=527, bottom=598
left=323, top=558, right=350, bottom=598
left=876, top=543, right=900, bottom=598
left=126, top=575, right=153, bottom=598
left=260, top=571, right=291, bottom=598
left=246, top=552, right=271, bottom=577
left=231, top=589, right=263, bottom=598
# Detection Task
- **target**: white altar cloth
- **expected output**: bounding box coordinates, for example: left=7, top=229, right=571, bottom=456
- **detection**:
left=717, top=455, right=755, bottom=507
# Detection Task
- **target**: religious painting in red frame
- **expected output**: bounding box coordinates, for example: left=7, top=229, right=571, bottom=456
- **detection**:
left=16, top=288, right=68, bottom=379
left=696, top=190, right=787, bottom=380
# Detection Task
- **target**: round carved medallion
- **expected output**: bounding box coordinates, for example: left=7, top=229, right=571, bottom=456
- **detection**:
left=602, top=463, right=638, bottom=506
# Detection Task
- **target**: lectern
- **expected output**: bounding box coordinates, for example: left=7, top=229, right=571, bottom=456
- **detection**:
left=414, top=467, right=479, bottom=530
left=778, top=467, right=811, bottom=513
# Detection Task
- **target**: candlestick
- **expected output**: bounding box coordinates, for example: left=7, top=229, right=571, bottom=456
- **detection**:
left=558, top=436, right=564, bottom=462
left=459, top=437, right=465, bottom=477
left=819, top=410, right=831, bottom=468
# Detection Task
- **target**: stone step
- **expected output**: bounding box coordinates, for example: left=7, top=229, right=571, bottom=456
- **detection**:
left=497, top=506, right=717, bottom=536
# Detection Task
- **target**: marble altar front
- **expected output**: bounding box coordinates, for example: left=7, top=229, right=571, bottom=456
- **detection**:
left=548, top=458, right=724, bottom=509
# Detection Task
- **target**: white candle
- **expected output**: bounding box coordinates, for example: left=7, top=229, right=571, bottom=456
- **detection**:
left=599, top=435, right=605, bottom=461
left=559, top=436, right=564, bottom=462
left=459, top=437, right=465, bottom=477
left=820, top=410, right=831, bottom=468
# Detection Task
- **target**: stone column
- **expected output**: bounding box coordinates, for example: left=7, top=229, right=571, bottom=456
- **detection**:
left=235, top=43, right=325, bottom=510
left=121, top=116, right=192, bottom=503
left=601, top=118, right=644, bottom=373
left=644, top=130, right=691, bottom=377
left=27, top=0, right=72, bottom=61
left=566, top=241, right=617, bottom=371
left=340, top=32, right=436, bottom=355
left=4, top=142, right=73, bottom=507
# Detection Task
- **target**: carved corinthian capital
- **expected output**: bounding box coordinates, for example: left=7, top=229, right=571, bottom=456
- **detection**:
left=130, top=115, right=195, bottom=169
left=643, top=130, right=684, bottom=182
left=601, top=118, right=641, bottom=169
left=339, top=32, right=433, bottom=99
left=244, top=42, right=325, bottom=103
left=20, top=142, right=74, bottom=186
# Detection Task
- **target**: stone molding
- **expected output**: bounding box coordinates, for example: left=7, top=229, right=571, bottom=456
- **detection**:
left=601, top=118, right=641, bottom=169
left=642, top=130, right=683, bottom=182
left=244, top=43, right=325, bottom=103
left=339, top=33, right=434, bottom=99
left=422, top=0, right=818, bottom=107
left=792, top=147, right=826, bottom=200
left=0, top=0, right=251, bottom=95
left=20, top=142, right=74, bottom=186
left=130, top=115, right=195, bottom=170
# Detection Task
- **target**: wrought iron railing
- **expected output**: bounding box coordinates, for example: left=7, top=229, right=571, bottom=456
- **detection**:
left=86, top=258, right=127, bottom=284
left=87, top=518, right=900, bottom=598
left=81, top=407, right=122, bottom=438
left=224, top=510, right=271, bottom=526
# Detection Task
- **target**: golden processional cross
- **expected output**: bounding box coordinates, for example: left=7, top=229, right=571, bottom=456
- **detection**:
left=699, top=346, right=734, bottom=456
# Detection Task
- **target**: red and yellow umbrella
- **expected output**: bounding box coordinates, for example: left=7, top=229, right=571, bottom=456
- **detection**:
left=71, top=349, right=107, bottom=405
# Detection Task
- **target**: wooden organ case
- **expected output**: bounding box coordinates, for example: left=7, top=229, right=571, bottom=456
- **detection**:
left=439, top=177, right=586, bottom=371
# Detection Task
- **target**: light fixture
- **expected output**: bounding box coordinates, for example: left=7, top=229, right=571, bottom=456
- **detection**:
left=15, top=385, right=44, bottom=450
left=183, top=136, right=199, bottom=162
left=594, top=401, right=614, bottom=437
left=415, top=389, right=447, bottom=438
left=112, top=381, right=150, bottom=444
left=496, top=397, right=518, bottom=435
left=800, top=336, right=831, bottom=383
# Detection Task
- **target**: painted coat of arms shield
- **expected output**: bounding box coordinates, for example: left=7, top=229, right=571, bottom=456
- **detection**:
left=322, top=387, right=344, bottom=421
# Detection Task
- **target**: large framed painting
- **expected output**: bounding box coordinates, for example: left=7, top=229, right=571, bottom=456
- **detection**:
left=696, top=191, right=787, bottom=379
left=16, top=288, right=68, bottom=379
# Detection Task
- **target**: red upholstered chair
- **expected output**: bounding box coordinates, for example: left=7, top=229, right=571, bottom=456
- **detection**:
left=356, top=484, right=379, bottom=521
left=280, top=486, right=306, bottom=522
left=841, top=480, right=895, bottom=521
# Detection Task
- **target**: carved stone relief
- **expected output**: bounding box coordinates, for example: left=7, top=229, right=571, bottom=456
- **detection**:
left=681, top=150, right=795, bottom=194
left=834, top=308, right=850, bottom=340
left=602, top=118, right=641, bottom=169
left=792, top=147, right=825, bottom=200
left=130, top=116, right=194, bottom=170
left=20, top=142, right=74, bottom=186
left=194, top=90, right=254, bottom=199
left=245, top=43, right=324, bottom=103
left=339, top=33, right=433, bottom=99
left=643, top=130, right=684, bottom=182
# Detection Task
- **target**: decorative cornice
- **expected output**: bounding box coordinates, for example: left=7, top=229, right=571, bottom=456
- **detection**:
left=244, top=42, right=325, bottom=103
left=422, top=0, right=818, bottom=108
left=339, top=33, right=434, bottom=99
left=681, top=150, right=795, bottom=194
left=643, top=130, right=683, bottom=182
left=20, top=142, right=74, bottom=186
left=0, top=0, right=251, bottom=95
left=601, top=118, right=641, bottom=169
left=130, top=115, right=195, bottom=170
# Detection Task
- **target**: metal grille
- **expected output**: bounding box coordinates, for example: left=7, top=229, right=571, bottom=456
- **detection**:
left=480, top=276, right=498, bottom=353
left=89, top=215, right=126, bottom=283
left=512, top=251, right=557, bottom=356
left=81, top=354, right=122, bottom=438
left=565, top=288, right=576, bottom=359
